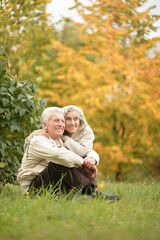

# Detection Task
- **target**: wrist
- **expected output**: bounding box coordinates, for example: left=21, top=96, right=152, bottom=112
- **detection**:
left=89, top=157, right=97, bottom=165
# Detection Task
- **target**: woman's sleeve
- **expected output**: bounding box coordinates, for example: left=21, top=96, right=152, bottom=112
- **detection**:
left=86, top=150, right=100, bottom=165
left=63, top=126, right=95, bottom=158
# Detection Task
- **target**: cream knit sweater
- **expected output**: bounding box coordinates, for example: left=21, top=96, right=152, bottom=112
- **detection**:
left=17, top=136, right=84, bottom=194
left=62, top=125, right=100, bottom=164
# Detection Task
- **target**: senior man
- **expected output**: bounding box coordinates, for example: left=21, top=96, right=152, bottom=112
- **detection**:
left=17, top=107, right=121, bottom=200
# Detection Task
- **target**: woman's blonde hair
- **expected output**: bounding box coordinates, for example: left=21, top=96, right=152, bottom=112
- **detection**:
left=63, top=105, right=88, bottom=132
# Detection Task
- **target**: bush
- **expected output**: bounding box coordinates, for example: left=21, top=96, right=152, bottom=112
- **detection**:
left=0, top=47, right=46, bottom=185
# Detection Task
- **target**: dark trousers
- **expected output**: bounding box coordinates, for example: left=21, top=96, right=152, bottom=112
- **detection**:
left=30, top=162, right=96, bottom=193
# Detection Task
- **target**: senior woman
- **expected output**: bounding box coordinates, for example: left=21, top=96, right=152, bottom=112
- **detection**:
left=62, top=105, right=98, bottom=163
left=60, top=106, right=121, bottom=200
left=61, top=105, right=99, bottom=184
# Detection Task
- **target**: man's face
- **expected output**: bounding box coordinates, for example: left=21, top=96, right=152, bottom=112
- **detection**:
left=43, top=112, right=65, bottom=139
left=65, top=111, right=80, bottom=134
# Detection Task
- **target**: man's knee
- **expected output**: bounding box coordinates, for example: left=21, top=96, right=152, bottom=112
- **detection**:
left=48, top=162, right=77, bottom=173
left=48, top=162, right=68, bottom=173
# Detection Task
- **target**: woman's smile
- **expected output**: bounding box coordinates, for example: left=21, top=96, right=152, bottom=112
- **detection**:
left=65, top=111, right=80, bottom=134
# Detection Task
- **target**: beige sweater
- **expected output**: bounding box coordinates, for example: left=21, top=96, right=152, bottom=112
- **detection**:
left=17, top=136, right=84, bottom=193
left=62, top=125, right=100, bottom=164
left=24, top=125, right=100, bottom=164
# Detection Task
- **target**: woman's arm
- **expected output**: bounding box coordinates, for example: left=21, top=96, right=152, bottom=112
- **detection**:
left=62, top=126, right=95, bottom=157
left=24, top=129, right=49, bottom=151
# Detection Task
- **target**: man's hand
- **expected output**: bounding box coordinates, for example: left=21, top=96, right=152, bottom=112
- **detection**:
left=82, top=157, right=98, bottom=178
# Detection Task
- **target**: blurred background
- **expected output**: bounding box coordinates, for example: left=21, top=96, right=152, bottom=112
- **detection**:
left=0, top=0, right=160, bottom=183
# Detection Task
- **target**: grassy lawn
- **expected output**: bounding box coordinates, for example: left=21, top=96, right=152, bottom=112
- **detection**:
left=0, top=181, right=159, bottom=240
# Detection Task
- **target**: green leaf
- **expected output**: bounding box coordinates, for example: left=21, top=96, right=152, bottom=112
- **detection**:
left=10, top=77, right=16, bottom=85
left=0, top=108, right=5, bottom=114
left=10, top=125, right=18, bottom=132
left=18, top=94, right=25, bottom=100
left=1, top=142, right=7, bottom=149
left=1, top=87, right=7, bottom=92
left=17, top=82, right=24, bottom=88
left=19, top=108, right=27, bottom=117
left=0, top=162, right=8, bottom=168
left=5, top=111, right=11, bottom=120
left=15, top=106, right=21, bottom=113
left=26, top=99, right=32, bottom=107
left=26, top=94, right=33, bottom=100
left=6, top=140, right=12, bottom=146
left=30, top=117, right=34, bottom=124
left=9, top=86, right=16, bottom=94
left=17, top=146, right=23, bottom=155
left=2, top=98, right=9, bottom=106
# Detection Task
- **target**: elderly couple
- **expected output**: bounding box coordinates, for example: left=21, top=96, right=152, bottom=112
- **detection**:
left=17, top=105, right=121, bottom=200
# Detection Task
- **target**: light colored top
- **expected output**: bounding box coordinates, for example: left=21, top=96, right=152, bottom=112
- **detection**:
left=62, top=125, right=100, bottom=164
left=17, top=136, right=84, bottom=194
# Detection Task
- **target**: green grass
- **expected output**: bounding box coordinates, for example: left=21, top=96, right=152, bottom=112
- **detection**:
left=0, top=181, right=160, bottom=240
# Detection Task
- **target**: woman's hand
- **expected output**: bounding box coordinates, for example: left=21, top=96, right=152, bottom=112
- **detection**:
left=32, top=129, right=49, bottom=138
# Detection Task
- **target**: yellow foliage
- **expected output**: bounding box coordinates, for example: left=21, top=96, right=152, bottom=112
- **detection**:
left=94, top=142, right=142, bottom=175
left=35, top=66, right=44, bottom=73
left=1, top=0, right=160, bottom=178
left=44, top=72, right=51, bottom=80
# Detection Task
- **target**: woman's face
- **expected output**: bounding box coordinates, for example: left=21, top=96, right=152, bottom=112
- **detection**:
left=65, top=111, right=80, bottom=134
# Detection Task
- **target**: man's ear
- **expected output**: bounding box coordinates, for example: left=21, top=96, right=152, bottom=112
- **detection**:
left=43, top=122, right=48, bottom=132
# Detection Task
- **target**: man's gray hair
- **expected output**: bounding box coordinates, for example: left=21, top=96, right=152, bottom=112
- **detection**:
left=63, top=105, right=88, bottom=131
left=42, top=107, right=64, bottom=123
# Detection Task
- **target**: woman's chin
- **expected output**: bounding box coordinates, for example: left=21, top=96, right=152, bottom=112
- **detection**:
left=68, top=130, right=77, bottom=134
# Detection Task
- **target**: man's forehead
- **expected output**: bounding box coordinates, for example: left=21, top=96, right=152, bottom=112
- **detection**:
left=51, top=112, right=64, bottom=119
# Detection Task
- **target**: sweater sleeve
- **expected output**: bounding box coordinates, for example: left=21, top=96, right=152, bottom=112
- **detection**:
left=63, top=126, right=95, bottom=158
left=29, top=136, right=84, bottom=168
left=86, top=150, right=100, bottom=165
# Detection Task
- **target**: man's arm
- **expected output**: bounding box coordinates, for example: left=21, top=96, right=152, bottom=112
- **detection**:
left=29, top=136, right=84, bottom=168
left=85, top=150, right=100, bottom=165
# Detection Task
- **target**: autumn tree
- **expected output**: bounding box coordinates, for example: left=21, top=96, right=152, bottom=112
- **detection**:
left=50, top=0, right=160, bottom=179
left=73, top=0, right=160, bottom=179
left=59, top=18, right=84, bottom=50
left=0, top=0, right=60, bottom=102
left=1, top=0, right=159, bottom=179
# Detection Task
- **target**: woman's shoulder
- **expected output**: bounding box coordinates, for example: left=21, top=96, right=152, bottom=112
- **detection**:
left=84, top=125, right=93, bottom=133
left=71, top=125, right=94, bottom=140
left=80, top=125, right=95, bottom=138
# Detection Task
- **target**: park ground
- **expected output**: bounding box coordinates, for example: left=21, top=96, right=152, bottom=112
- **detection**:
left=0, top=180, right=160, bottom=240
